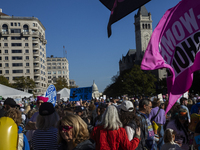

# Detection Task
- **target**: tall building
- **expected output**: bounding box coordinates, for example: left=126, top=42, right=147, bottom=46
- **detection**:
left=47, top=56, right=69, bottom=86
left=0, top=9, right=47, bottom=96
left=134, top=5, right=152, bottom=62
left=119, top=6, right=167, bottom=80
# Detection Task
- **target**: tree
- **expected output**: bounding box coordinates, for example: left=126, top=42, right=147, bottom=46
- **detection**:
left=0, top=75, right=11, bottom=87
left=13, top=76, right=36, bottom=93
left=103, top=65, right=157, bottom=97
left=54, top=77, right=68, bottom=91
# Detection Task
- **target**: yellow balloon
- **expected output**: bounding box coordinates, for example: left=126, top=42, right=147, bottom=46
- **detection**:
left=0, top=117, right=18, bottom=150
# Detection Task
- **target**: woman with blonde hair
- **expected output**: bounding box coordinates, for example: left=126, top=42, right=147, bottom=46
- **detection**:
left=58, top=112, right=95, bottom=150
left=91, top=105, right=141, bottom=150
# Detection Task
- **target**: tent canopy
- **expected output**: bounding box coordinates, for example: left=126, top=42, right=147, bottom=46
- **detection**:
left=57, top=88, right=70, bottom=100
left=0, top=84, right=33, bottom=99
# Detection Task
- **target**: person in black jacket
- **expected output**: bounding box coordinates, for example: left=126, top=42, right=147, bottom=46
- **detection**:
left=58, top=112, right=95, bottom=150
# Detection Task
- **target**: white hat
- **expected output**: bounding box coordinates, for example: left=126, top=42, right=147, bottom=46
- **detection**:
left=120, top=100, right=134, bottom=112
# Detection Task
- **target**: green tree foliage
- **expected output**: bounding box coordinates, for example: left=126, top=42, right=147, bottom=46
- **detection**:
left=54, top=77, right=69, bottom=91
left=0, top=75, right=11, bottom=87
left=13, top=76, right=36, bottom=92
left=103, top=65, right=157, bottom=97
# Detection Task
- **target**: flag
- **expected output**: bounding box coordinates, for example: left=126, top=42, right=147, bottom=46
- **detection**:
left=100, top=0, right=151, bottom=37
left=141, top=0, right=200, bottom=114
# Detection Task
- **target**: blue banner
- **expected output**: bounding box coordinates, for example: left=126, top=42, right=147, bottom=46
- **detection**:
left=69, top=86, right=92, bottom=101
left=45, top=84, right=57, bottom=106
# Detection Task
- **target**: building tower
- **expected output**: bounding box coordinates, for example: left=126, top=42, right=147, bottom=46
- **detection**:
left=134, top=6, right=152, bottom=62
left=0, top=9, right=47, bottom=96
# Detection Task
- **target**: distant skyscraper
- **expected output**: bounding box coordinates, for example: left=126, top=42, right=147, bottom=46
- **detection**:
left=47, top=56, right=69, bottom=86
left=0, top=9, right=47, bottom=96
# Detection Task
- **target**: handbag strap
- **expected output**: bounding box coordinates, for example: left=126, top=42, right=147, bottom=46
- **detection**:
left=151, top=108, right=161, bottom=122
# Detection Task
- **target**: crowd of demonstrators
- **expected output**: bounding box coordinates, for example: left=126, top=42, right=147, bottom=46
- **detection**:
left=2, top=93, right=200, bottom=150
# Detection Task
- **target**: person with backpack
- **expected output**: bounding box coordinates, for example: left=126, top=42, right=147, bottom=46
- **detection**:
left=136, top=99, right=155, bottom=150
left=149, top=99, right=166, bottom=150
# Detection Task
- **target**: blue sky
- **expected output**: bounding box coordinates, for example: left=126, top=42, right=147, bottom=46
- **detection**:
left=1, top=0, right=181, bottom=92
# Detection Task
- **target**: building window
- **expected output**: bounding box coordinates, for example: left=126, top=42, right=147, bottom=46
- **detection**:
left=5, top=63, right=9, bottom=67
left=47, top=63, right=51, bottom=65
left=0, top=64, right=2, bottom=67
left=11, top=37, right=21, bottom=40
left=5, top=50, right=8, bottom=53
left=47, top=67, right=51, bottom=69
left=5, top=70, right=9, bottom=74
left=25, top=43, right=28, bottom=47
left=63, top=71, right=65, bottom=74
left=4, top=43, right=8, bottom=47
left=12, top=56, right=22, bottom=60
left=0, top=57, right=2, bottom=60
left=0, top=70, right=2, bottom=74
left=41, top=70, right=43, bottom=74
left=52, top=59, right=56, bottom=61
left=53, top=71, right=56, bottom=74
left=26, top=69, right=30, bottom=73
left=48, top=80, right=51, bottom=83
left=11, top=29, right=21, bottom=33
left=48, top=76, right=51, bottom=79
left=33, top=23, right=35, bottom=27
left=18, top=23, right=20, bottom=26
left=4, top=37, right=7, bottom=40
left=13, top=70, right=23, bottom=73
left=25, top=37, right=28, bottom=40
left=58, top=71, right=61, bottom=74
left=12, top=50, right=22, bottom=53
left=48, top=71, right=51, bottom=74
left=25, top=50, right=29, bottom=53
left=5, top=56, right=8, bottom=60
left=41, top=64, right=42, bottom=68
left=12, top=63, right=23, bottom=67
left=53, top=67, right=56, bottom=69
left=52, top=63, right=56, bottom=65
left=11, top=43, right=22, bottom=46
left=57, top=63, right=61, bottom=65
left=26, top=63, right=29, bottom=66
left=44, top=72, right=45, bottom=75
left=11, top=22, right=13, bottom=26
left=0, top=50, right=1, bottom=53
left=26, top=56, right=29, bottom=60
left=14, top=23, right=17, bottom=26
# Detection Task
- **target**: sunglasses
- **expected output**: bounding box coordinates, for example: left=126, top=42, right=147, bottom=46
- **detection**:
left=59, top=125, right=73, bottom=132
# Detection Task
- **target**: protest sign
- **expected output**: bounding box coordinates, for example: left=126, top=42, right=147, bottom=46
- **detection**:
left=45, top=84, right=56, bottom=106
left=69, top=86, right=92, bottom=101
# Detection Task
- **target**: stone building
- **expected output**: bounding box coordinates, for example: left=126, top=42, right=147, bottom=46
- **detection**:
left=47, top=56, right=69, bottom=86
left=119, top=6, right=167, bottom=80
left=0, top=9, right=47, bottom=95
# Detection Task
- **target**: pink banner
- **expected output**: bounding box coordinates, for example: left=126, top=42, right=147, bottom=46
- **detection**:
left=141, top=0, right=200, bottom=113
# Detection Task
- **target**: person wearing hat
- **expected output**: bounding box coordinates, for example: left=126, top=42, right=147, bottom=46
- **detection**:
left=166, top=108, right=189, bottom=150
left=149, top=98, right=166, bottom=150
left=32, top=102, right=60, bottom=150
left=0, top=98, right=18, bottom=118
left=118, top=100, right=141, bottom=142
left=25, top=96, right=48, bottom=147
left=74, top=106, right=90, bottom=125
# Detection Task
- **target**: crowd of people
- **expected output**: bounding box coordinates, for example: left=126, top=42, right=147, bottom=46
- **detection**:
left=0, top=94, right=200, bottom=150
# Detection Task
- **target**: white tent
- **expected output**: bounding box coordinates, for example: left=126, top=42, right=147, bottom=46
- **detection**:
left=57, top=88, right=70, bottom=101
left=0, top=84, right=33, bottom=99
